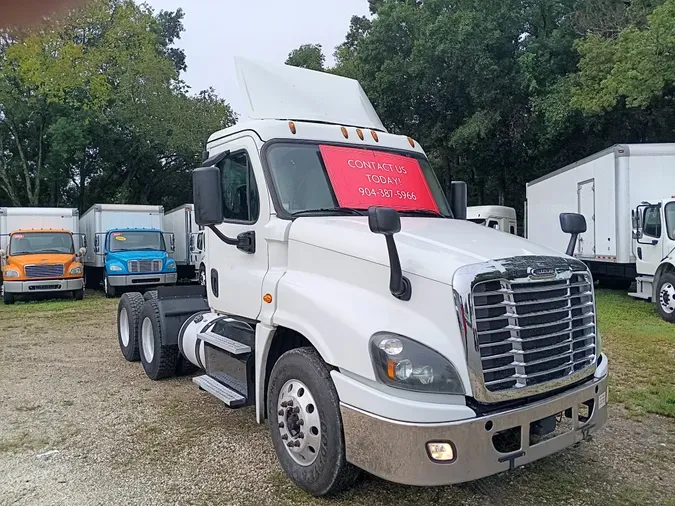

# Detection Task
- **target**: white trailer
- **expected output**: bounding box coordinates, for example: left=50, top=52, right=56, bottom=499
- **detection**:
left=526, top=144, right=675, bottom=321
left=164, top=204, right=205, bottom=281
left=0, top=207, right=82, bottom=250
left=467, top=205, right=517, bottom=234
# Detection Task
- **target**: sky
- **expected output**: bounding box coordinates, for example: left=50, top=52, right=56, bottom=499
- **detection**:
left=144, top=0, right=371, bottom=116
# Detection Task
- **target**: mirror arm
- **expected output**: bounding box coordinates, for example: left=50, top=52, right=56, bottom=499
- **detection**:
left=385, top=235, right=412, bottom=301
left=208, top=224, right=239, bottom=246
left=565, top=233, right=579, bottom=257
left=208, top=225, right=256, bottom=254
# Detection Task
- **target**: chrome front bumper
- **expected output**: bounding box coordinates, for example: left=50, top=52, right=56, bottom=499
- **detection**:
left=107, top=273, right=177, bottom=287
left=3, top=278, right=84, bottom=293
left=341, top=370, right=608, bottom=486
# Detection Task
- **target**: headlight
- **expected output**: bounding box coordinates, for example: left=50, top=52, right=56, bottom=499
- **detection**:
left=166, top=260, right=176, bottom=271
left=108, top=264, right=123, bottom=272
left=3, top=269, right=20, bottom=278
left=69, top=266, right=83, bottom=275
left=370, top=333, right=465, bottom=394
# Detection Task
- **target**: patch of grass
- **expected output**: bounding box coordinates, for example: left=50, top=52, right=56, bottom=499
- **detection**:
left=0, top=290, right=116, bottom=324
left=596, top=289, right=675, bottom=418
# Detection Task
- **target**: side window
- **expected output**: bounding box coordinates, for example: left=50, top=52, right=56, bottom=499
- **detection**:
left=219, top=151, right=260, bottom=222
left=488, top=220, right=500, bottom=230
left=510, top=225, right=516, bottom=235
left=643, top=206, right=662, bottom=238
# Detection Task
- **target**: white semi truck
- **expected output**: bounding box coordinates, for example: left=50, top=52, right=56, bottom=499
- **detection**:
left=116, top=58, right=609, bottom=496
left=526, top=144, right=675, bottom=322
left=164, top=204, right=205, bottom=283
left=468, top=205, right=517, bottom=234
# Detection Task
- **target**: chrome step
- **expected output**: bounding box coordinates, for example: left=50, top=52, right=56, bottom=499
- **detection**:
left=193, top=375, right=246, bottom=407
left=197, top=330, right=251, bottom=355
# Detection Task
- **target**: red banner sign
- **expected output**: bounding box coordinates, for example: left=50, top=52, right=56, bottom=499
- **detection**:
left=319, top=145, right=439, bottom=212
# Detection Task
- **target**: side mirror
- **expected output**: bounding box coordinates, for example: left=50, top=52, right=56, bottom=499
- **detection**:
left=368, top=207, right=411, bottom=301
left=193, top=166, right=223, bottom=226
left=168, top=233, right=176, bottom=253
left=450, top=181, right=467, bottom=220
left=368, top=206, right=401, bottom=235
left=79, top=247, right=87, bottom=257
left=0, top=249, right=6, bottom=259
left=559, top=213, right=587, bottom=256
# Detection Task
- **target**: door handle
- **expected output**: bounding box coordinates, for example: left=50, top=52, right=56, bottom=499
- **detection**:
left=637, top=247, right=642, bottom=260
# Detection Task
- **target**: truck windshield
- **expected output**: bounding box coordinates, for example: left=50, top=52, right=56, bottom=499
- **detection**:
left=265, top=143, right=452, bottom=217
left=109, top=231, right=166, bottom=252
left=666, top=202, right=675, bottom=240
left=9, top=232, right=74, bottom=255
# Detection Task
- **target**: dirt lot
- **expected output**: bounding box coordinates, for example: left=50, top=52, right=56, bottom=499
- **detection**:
left=1, top=290, right=674, bottom=506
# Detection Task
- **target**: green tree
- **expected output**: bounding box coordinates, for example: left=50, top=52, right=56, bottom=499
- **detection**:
left=285, top=43, right=325, bottom=71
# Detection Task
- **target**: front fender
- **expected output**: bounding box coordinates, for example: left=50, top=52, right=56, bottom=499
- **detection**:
left=272, top=266, right=471, bottom=393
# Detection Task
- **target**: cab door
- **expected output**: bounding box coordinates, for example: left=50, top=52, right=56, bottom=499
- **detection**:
left=636, top=204, right=666, bottom=276
left=577, top=180, right=596, bottom=256
left=206, top=136, right=269, bottom=320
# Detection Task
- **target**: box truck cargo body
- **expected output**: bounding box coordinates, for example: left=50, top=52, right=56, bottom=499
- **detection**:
left=164, top=204, right=204, bottom=281
left=526, top=144, right=675, bottom=322
left=0, top=207, right=85, bottom=303
left=80, top=204, right=177, bottom=296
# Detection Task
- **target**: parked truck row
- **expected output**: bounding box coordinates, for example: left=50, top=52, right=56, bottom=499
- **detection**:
left=1, top=203, right=206, bottom=304
left=115, top=58, right=608, bottom=497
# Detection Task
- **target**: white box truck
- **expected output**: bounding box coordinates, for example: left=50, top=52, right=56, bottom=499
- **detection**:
left=526, top=144, right=675, bottom=322
left=115, top=58, right=608, bottom=496
left=468, top=205, right=517, bottom=234
left=80, top=204, right=177, bottom=297
left=0, top=207, right=86, bottom=303
left=164, top=204, right=205, bottom=282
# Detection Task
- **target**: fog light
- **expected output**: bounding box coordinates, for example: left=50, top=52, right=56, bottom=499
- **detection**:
left=426, top=442, right=455, bottom=462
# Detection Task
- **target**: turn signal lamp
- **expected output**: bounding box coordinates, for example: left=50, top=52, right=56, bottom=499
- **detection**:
left=426, top=442, right=455, bottom=462
left=263, top=293, right=273, bottom=304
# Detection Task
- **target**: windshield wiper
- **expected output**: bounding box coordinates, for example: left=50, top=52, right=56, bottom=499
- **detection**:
left=292, top=207, right=365, bottom=217
left=399, top=209, right=446, bottom=218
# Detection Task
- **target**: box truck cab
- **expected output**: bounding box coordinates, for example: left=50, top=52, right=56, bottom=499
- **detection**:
left=467, top=205, right=517, bottom=234
left=115, top=59, right=608, bottom=496
left=80, top=204, right=177, bottom=297
left=631, top=198, right=675, bottom=322
left=0, top=208, right=85, bottom=304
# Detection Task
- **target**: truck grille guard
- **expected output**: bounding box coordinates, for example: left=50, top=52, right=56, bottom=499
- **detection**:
left=453, top=256, right=598, bottom=404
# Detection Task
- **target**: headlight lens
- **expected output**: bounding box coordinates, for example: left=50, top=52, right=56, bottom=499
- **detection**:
left=3, top=269, right=20, bottom=278
left=166, top=260, right=176, bottom=271
left=108, top=264, right=123, bottom=272
left=370, top=333, right=465, bottom=394
left=69, top=266, right=83, bottom=275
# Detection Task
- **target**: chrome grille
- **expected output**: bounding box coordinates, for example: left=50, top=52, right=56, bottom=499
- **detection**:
left=25, top=264, right=65, bottom=278
left=472, top=272, right=596, bottom=393
left=127, top=259, right=162, bottom=273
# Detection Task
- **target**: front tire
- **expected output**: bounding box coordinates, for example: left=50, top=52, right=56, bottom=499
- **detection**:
left=73, top=288, right=84, bottom=301
left=104, top=274, right=116, bottom=298
left=117, top=292, right=145, bottom=361
left=267, top=347, right=360, bottom=496
left=3, top=290, right=15, bottom=305
left=139, top=298, right=179, bottom=380
left=656, top=273, right=675, bottom=323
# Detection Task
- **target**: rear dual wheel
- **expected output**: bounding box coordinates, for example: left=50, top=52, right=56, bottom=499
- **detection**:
left=138, top=297, right=179, bottom=380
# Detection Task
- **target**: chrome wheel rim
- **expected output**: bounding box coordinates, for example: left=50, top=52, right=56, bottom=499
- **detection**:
left=141, top=317, right=155, bottom=362
left=277, top=379, right=321, bottom=466
left=120, top=308, right=130, bottom=347
left=660, top=282, right=675, bottom=314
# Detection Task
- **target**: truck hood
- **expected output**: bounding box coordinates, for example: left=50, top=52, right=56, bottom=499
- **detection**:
left=7, top=253, right=77, bottom=267
left=289, top=217, right=566, bottom=286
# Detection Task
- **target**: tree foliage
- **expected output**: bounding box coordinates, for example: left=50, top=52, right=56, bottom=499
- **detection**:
left=286, top=0, right=675, bottom=215
left=0, top=0, right=235, bottom=210
left=285, top=44, right=325, bottom=71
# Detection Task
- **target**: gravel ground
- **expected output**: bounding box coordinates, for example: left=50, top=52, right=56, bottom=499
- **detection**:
left=1, top=293, right=674, bottom=506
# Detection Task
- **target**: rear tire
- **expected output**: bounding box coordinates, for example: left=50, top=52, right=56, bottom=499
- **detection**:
left=3, top=291, right=15, bottom=305
left=117, top=293, right=144, bottom=362
left=143, top=290, right=158, bottom=301
left=656, top=273, right=675, bottom=323
left=139, top=298, right=179, bottom=380
left=267, top=347, right=360, bottom=496
left=104, top=275, right=116, bottom=298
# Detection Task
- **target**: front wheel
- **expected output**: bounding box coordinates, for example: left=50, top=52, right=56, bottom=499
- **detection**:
left=3, top=290, right=15, bottom=305
left=267, top=347, right=360, bottom=496
left=656, top=273, right=675, bottom=323
left=104, top=275, right=116, bottom=298
left=73, top=288, right=84, bottom=301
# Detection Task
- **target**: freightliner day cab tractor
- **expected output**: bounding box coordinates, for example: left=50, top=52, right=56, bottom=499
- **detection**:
left=0, top=207, right=86, bottom=304
left=116, top=58, right=609, bottom=496
left=467, top=205, right=517, bottom=235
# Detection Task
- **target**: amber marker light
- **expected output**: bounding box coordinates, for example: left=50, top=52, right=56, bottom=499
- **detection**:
left=341, top=126, right=349, bottom=138
left=288, top=121, right=296, bottom=134
left=356, top=128, right=364, bottom=140
left=371, top=130, right=379, bottom=142
left=408, top=137, right=415, bottom=147
left=263, top=293, right=273, bottom=304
